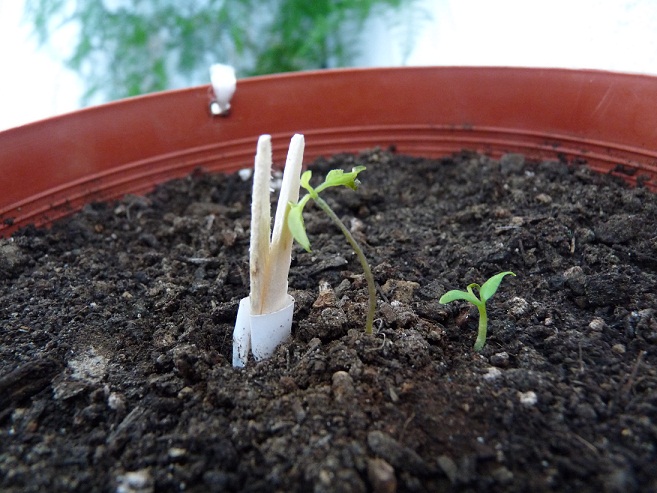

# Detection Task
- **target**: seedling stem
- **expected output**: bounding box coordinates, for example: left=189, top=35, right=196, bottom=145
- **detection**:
left=314, top=195, right=376, bottom=335
left=288, top=166, right=376, bottom=334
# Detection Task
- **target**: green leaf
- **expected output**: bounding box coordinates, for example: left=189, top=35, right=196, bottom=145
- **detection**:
left=317, top=166, right=366, bottom=192
left=299, top=169, right=313, bottom=191
left=479, top=271, right=516, bottom=302
left=439, top=289, right=481, bottom=306
left=287, top=202, right=312, bottom=252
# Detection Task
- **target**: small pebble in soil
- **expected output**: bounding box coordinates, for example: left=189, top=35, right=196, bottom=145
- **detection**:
left=437, top=455, right=458, bottom=484
left=506, top=297, right=530, bottom=317
left=0, top=241, right=29, bottom=277
left=535, top=193, right=552, bottom=204
left=611, top=344, right=626, bottom=355
left=491, top=466, right=515, bottom=485
left=367, top=458, right=397, bottom=493
left=366, top=430, right=431, bottom=475
left=68, top=347, right=108, bottom=384
left=380, top=301, right=417, bottom=328
left=483, top=367, right=503, bottom=382
left=331, top=370, right=355, bottom=404
left=168, top=447, right=187, bottom=460
left=518, top=390, right=538, bottom=407
left=595, top=213, right=642, bottom=244
left=563, top=266, right=586, bottom=295
left=575, top=403, right=598, bottom=420
left=107, top=392, right=126, bottom=413
left=381, top=279, right=420, bottom=303
left=588, top=317, right=608, bottom=332
left=313, top=280, right=338, bottom=309
left=490, top=352, right=510, bottom=368
left=349, top=217, right=365, bottom=234
left=115, top=469, right=153, bottom=493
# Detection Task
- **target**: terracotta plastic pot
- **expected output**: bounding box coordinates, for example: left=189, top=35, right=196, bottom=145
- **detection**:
left=1, top=66, right=657, bottom=237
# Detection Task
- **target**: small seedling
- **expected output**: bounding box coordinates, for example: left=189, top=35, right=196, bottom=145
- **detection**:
left=439, top=271, right=516, bottom=351
left=287, top=166, right=376, bottom=335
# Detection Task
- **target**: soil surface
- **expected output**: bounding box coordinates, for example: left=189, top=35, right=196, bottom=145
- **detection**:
left=1, top=149, right=656, bottom=493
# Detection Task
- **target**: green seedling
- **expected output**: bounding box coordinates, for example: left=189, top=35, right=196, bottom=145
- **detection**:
left=439, top=271, right=516, bottom=351
left=287, top=166, right=376, bottom=335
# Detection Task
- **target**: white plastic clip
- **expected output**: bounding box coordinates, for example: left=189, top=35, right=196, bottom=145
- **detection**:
left=209, top=64, right=236, bottom=116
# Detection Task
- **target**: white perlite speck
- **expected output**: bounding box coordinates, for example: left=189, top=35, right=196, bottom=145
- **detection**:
left=518, top=390, right=538, bottom=407
left=483, top=367, right=503, bottom=382
left=115, top=469, right=153, bottom=493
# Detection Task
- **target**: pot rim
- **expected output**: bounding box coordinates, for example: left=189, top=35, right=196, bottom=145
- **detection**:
left=2, top=66, right=656, bottom=236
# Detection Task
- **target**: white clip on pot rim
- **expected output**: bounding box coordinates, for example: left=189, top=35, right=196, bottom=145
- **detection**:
left=209, top=63, right=236, bottom=116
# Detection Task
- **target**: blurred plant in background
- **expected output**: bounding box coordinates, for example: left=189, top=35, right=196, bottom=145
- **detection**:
left=24, top=0, right=428, bottom=105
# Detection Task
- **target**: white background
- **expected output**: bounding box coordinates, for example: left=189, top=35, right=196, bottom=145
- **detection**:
left=0, top=1, right=82, bottom=131
left=2, top=0, right=657, bottom=131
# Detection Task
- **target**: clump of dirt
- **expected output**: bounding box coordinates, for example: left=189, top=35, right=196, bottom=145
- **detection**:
left=1, top=149, right=656, bottom=492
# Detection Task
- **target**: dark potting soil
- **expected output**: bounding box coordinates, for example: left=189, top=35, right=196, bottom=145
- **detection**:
left=1, top=149, right=656, bottom=493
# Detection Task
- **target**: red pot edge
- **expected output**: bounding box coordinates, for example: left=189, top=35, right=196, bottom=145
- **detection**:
left=2, top=66, right=657, bottom=236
